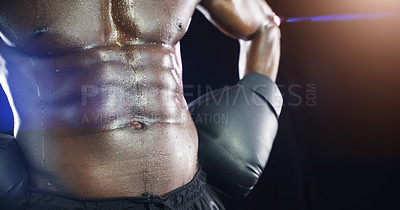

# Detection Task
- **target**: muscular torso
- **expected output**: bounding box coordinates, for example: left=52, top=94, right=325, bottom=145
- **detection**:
left=0, top=0, right=200, bottom=197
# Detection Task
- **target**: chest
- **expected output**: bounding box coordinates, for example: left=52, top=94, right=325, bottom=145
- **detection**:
left=0, top=0, right=200, bottom=56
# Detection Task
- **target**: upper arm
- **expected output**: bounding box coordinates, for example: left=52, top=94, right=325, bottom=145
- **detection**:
left=197, top=0, right=276, bottom=40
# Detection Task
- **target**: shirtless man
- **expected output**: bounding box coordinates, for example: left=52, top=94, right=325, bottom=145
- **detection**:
left=0, top=0, right=281, bottom=209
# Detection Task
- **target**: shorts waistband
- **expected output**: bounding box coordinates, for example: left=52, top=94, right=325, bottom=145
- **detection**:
left=27, top=169, right=207, bottom=209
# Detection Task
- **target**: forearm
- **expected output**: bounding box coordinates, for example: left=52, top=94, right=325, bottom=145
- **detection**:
left=197, top=0, right=281, bottom=81
left=238, top=20, right=281, bottom=82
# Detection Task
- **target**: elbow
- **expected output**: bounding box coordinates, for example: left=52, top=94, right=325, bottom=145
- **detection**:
left=240, top=11, right=281, bottom=42
left=244, top=21, right=281, bottom=42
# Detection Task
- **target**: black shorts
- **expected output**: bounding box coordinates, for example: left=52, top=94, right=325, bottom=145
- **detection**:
left=26, top=170, right=225, bottom=210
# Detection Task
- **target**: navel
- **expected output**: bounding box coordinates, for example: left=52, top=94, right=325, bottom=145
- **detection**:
left=119, top=120, right=146, bottom=130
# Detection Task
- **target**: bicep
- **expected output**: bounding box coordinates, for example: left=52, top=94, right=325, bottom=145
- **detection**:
left=197, top=0, right=275, bottom=40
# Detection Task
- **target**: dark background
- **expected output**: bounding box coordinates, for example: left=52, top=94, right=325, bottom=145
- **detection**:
left=2, top=1, right=400, bottom=209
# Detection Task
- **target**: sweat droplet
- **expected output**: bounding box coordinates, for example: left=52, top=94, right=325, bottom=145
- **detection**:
left=32, top=26, right=49, bottom=38
left=55, top=69, right=60, bottom=73
left=176, top=22, right=183, bottom=31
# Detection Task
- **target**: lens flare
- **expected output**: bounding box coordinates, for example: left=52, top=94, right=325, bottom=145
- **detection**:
left=283, top=12, right=400, bottom=23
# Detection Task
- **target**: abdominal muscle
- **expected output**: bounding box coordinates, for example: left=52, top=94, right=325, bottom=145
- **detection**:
left=5, top=44, right=199, bottom=197
left=20, top=121, right=199, bottom=198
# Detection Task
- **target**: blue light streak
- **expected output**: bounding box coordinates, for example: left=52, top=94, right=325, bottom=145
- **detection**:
left=285, top=12, right=400, bottom=23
